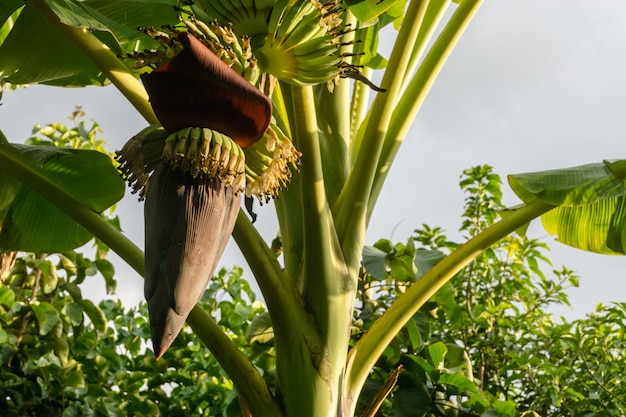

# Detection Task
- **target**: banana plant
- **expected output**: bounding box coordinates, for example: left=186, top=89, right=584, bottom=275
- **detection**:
left=1, top=0, right=623, bottom=416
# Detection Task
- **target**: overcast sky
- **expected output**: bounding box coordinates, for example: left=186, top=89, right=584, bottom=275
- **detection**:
left=2, top=1, right=626, bottom=319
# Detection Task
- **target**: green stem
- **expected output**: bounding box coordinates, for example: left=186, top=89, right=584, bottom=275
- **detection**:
left=316, top=79, right=352, bottom=205
left=0, top=142, right=144, bottom=276
left=292, top=85, right=352, bottom=336
left=349, top=66, right=372, bottom=149
left=273, top=185, right=303, bottom=282
left=314, top=11, right=356, bottom=205
left=28, top=0, right=158, bottom=125
left=368, top=0, right=483, bottom=217
left=232, top=210, right=314, bottom=341
left=187, top=308, right=284, bottom=417
left=334, top=0, right=430, bottom=274
left=272, top=81, right=292, bottom=137
left=275, top=85, right=352, bottom=417
left=400, top=0, right=452, bottom=93
left=273, top=82, right=305, bottom=282
left=345, top=198, right=555, bottom=413
left=233, top=207, right=332, bottom=417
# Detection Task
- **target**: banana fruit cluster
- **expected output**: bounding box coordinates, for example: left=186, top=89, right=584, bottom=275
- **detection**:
left=178, top=16, right=260, bottom=82
left=127, top=0, right=348, bottom=87
left=256, top=0, right=343, bottom=86
left=128, top=19, right=260, bottom=83
left=162, top=127, right=246, bottom=192
left=116, top=122, right=300, bottom=204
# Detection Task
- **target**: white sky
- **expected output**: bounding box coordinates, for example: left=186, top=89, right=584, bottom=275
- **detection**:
left=1, top=0, right=626, bottom=319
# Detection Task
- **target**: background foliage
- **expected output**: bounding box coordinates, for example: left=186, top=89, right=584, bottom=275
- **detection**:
left=355, top=165, right=626, bottom=417
left=2, top=120, right=624, bottom=416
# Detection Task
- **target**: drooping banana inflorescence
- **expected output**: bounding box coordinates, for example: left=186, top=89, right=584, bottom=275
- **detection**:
left=116, top=0, right=361, bottom=357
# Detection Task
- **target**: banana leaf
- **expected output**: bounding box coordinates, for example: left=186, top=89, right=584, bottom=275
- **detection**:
left=0, top=143, right=124, bottom=252
left=0, top=0, right=178, bottom=87
left=508, top=160, right=626, bottom=255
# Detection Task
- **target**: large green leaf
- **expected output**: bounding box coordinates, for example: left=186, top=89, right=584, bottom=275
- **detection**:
left=0, top=0, right=23, bottom=26
left=509, top=161, right=626, bottom=255
left=541, top=198, right=626, bottom=255
left=0, top=143, right=124, bottom=252
left=509, top=162, right=626, bottom=206
left=0, top=0, right=178, bottom=87
left=0, top=5, right=107, bottom=86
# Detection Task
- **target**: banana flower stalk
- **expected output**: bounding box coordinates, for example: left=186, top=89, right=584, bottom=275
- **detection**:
left=118, top=32, right=278, bottom=358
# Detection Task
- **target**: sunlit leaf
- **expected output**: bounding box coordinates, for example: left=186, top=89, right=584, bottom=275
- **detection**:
left=0, top=0, right=23, bottom=29
left=64, top=370, right=86, bottom=395
left=414, top=249, right=444, bottom=278
left=509, top=161, right=626, bottom=206
left=0, top=286, right=15, bottom=308
left=540, top=197, right=626, bottom=255
left=493, top=400, right=517, bottom=417
left=389, top=255, right=415, bottom=281
left=38, top=260, right=59, bottom=294
left=438, top=372, right=476, bottom=392
left=509, top=161, right=626, bottom=255
left=404, top=316, right=422, bottom=351
left=62, top=303, right=84, bottom=326
left=355, top=21, right=388, bottom=70
left=434, top=282, right=462, bottom=327
left=95, top=259, right=116, bottom=294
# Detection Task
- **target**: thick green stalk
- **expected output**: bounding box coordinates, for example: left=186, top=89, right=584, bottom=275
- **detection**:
left=368, top=0, right=483, bottom=217
left=344, top=0, right=430, bottom=163
left=234, top=177, right=333, bottom=417
left=349, top=66, right=372, bottom=147
left=344, top=198, right=555, bottom=414
left=286, top=85, right=353, bottom=417
left=28, top=0, right=157, bottom=125
left=187, top=308, right=284, bottom=417
left=334, top=0, right=429, bottom=276
left=316, top=79, right=352, bottom=205
left=315, top=11, right=356, bottom=205
left=293, top=85, right=352, bottom=337
left=232, top=210, right=319, bottom=345
left=273, top=82, right=305, bottom=282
